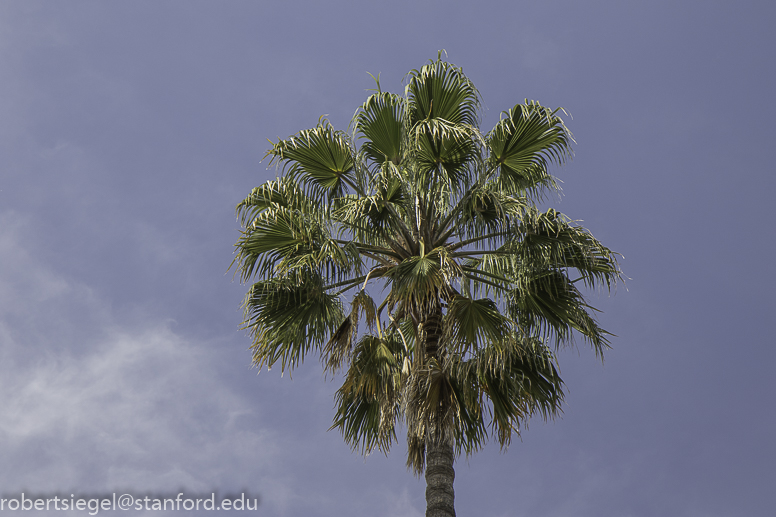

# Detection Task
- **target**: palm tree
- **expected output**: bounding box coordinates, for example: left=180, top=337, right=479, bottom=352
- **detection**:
left=232, top=55, right=621, bottom=517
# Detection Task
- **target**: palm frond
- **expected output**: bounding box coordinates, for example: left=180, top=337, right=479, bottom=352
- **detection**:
left=354, top=91, right=405, bottom=165
left=410, top=119, right=480, bottom=188
left=444, top=295, right=510, bottom=355
left=406, top=58, right=481, bottom=127
left=331, top=333, right=404, bottom=454
left=266, top=119, right=357, bottom=199
left=244, top=272, right=344, bottom=372
left=235, top=176, right=312, bottom=226
left=464, top=336, right=564, bottom=448
left=509, top=269, right=612, bottom=356
left=387, top=251, right=449, bottom=312
left=234, top=202, right=359, bottom=284
left=486, top=101, right=573, bottom=198
left=514, top=207, right=622, bottom=291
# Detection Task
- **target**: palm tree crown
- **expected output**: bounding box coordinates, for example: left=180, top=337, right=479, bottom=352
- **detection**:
left=233, top=55, right=621, bottom=517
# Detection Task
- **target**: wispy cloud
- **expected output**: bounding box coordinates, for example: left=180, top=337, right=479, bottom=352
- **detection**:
left=0, top=212, right=291, bottom=511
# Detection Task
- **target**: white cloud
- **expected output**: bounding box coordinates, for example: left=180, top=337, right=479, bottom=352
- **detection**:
left=0, top=212, right=293, bottom=513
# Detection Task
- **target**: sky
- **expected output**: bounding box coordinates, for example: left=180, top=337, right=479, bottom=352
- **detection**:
left=1, top=1, right=774, bottom=516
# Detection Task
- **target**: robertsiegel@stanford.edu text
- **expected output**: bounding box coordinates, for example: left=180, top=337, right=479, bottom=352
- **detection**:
left=0, top=492, right=260, bottom=514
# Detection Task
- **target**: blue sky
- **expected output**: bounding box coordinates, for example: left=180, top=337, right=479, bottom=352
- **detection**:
left=1, top=1, right=774, bottom=515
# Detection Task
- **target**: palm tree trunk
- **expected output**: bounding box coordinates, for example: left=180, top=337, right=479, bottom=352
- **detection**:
left=421, top=300, right=455, bottom=516
left=425, top=440, right=455, bottom=517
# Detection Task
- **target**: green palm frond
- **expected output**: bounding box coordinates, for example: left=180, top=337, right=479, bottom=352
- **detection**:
left=410, top=119, right=480, bottom=187
left=266, top=119, right=357, bottom=199
left=333, top=175, right=409, bottom=246
left=235, top=176, right=311, bottom=226
left=354, top=91, right=405, bottom=166
left=332, top=390, right=394, bottom=455
left=406, top=58, right=481, bottom=127
left=233, top=199, right=360, bottom=284
left=234, top=204, right=319, bottom=281
left=487, top=101, right=573, bottom=197
left=446, top=363, right=487, bottom=455
left=444, top=295, right=510, bottom=355
left=474, top=337, right=564, bottom=447
left=513, top=207, right=621, bottom=291
left=244, top=272, right=344, bottom=372
left=331, top=333, right=404, bottom=454
left=509, top=269, right=611, bottom=355
left=387, top=251, right=449, bottom=311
